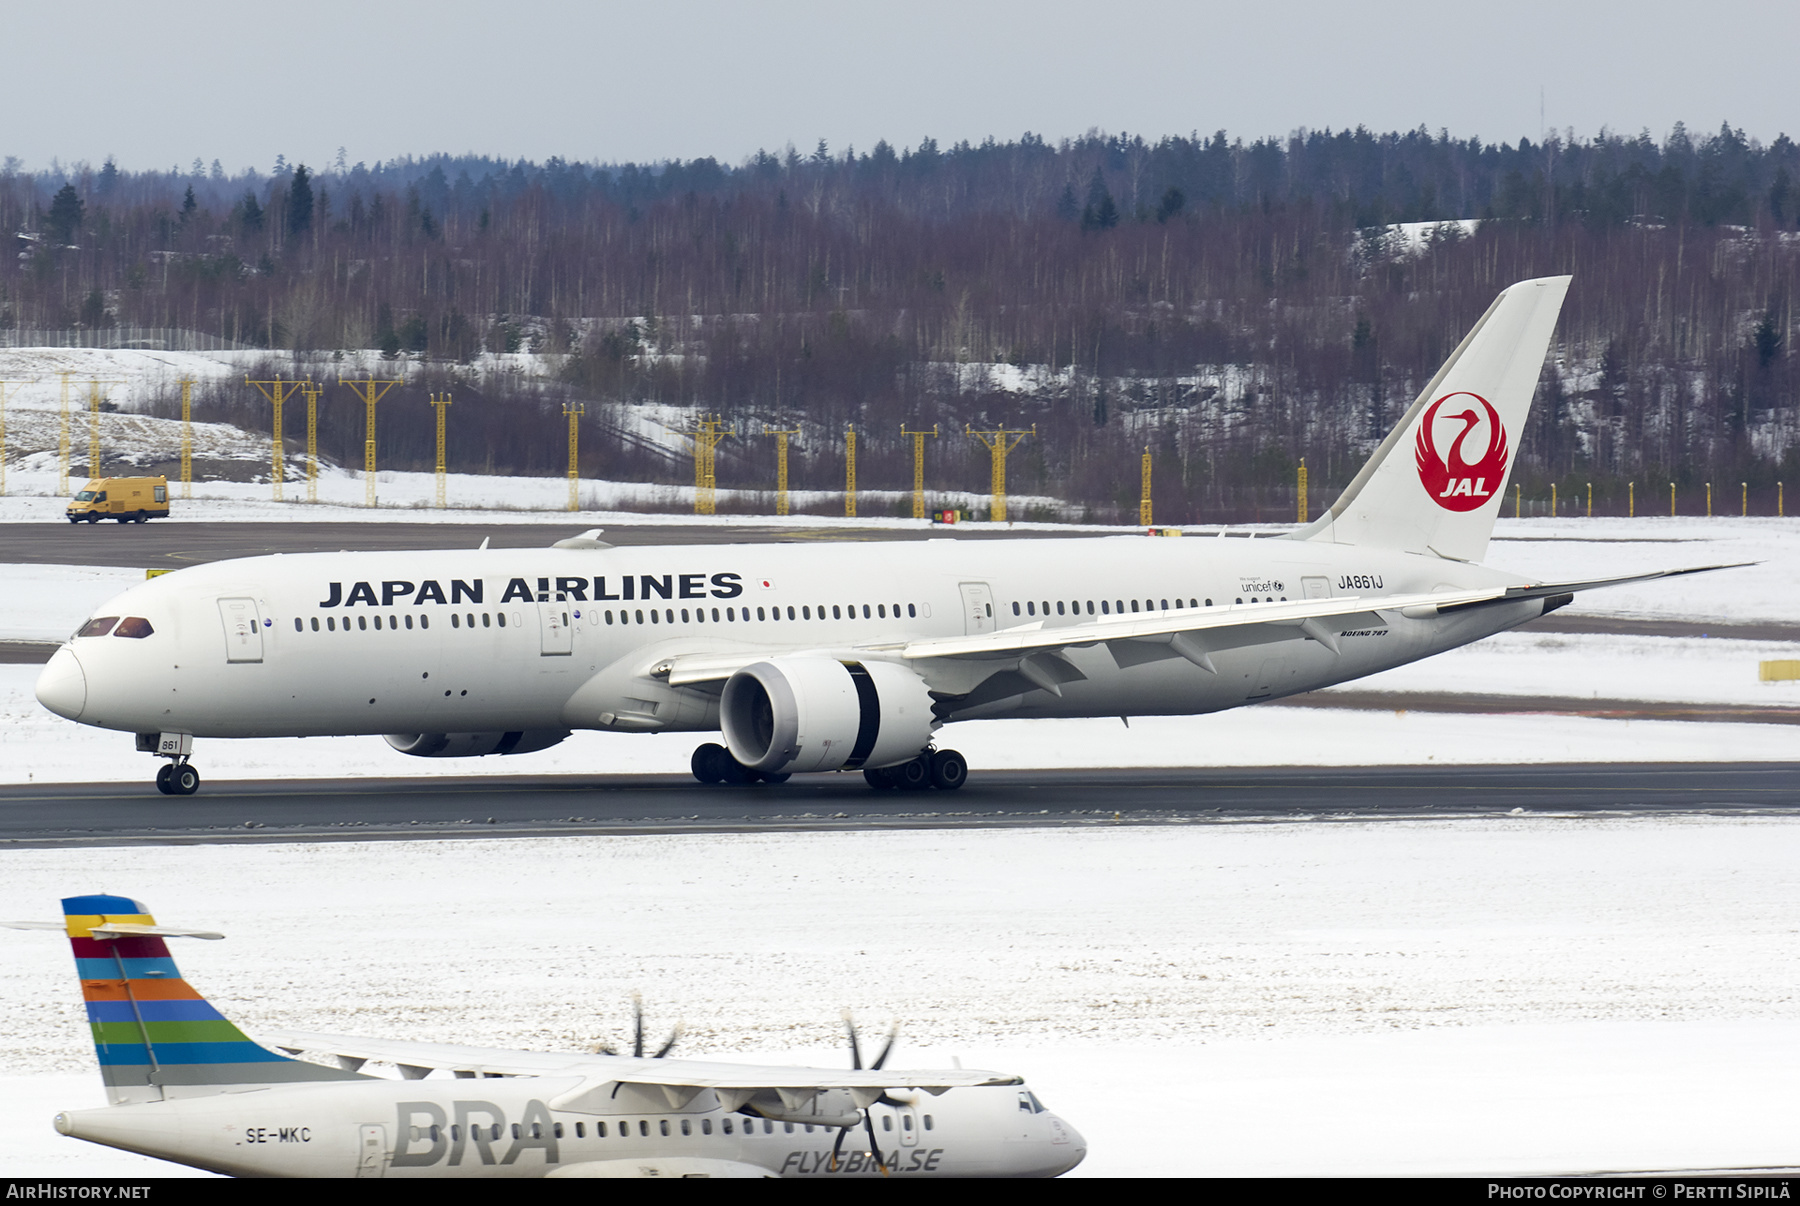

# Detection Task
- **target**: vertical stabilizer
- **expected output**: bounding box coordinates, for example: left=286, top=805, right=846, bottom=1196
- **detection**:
left=62, top=894, right=365, bottom=1103
left=1298, top=275, right=1570, bottom=563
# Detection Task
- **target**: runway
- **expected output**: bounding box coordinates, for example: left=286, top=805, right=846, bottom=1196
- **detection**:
left=3, top=763, right=1796, bottom=848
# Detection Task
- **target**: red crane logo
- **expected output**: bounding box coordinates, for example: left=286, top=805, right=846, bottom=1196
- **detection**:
left=1415, top=392, right=1509, bottom=512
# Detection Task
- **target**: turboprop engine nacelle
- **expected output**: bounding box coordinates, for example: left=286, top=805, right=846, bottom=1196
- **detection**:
left=720, top=657, right=933, bottom=774
left=384, top=730, right=572, bottom=758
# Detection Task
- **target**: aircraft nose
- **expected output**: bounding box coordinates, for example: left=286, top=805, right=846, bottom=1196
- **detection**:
left=1049, top=1114, right=1087, bottom=1175
left=36, top=646, right=87, bottom=721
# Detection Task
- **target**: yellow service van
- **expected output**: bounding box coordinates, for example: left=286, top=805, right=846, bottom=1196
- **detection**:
left=67, top=476, right=171, bottom=524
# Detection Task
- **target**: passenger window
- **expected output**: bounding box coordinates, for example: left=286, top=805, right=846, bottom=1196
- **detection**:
left=1014, top=602, right=1022, bottom=616
left=722, top=1118, right=733, bottom=1135
left=405, top=615, right=414, bottom=630
left=651, top=609, right=659, bottom=624
left=863, top=604, right=871, bottom=618
left=420, top=615, right=428, bottom=629
left=358, top=616, right=368, bottom=631
left=681, top=1119, right=691, bottom=1136
left=1086, top=601, right=1095, bottom=614
left=575, top=1122, right=585, bottom=1138
left=605, top=611, right=613, bottom=624
left=454, top=614, right=462, bottom=628
left=883, top=1116, right=893, bottom=1131
left=1057, top=601, right=1065, bottom=615
left=711, top=608, right=720, bottom=622
left=293, top=618, right=302, bottom=632
left=660, top=1120, right=670, bottom=1137
left=878, top=604, right=886, bottom=618
left=908, top=604, right=916, bottom=617
left=482, top=614, right=491, bottom=628
left=727, top=607, right=735, bottom=621
left=373, top=615, right=383, bottom=630
left=598, top=1121, right=608, bottom=1137
left=1205, top=599, right=1213, bottom=606
left=327, top=617, right=336, bottom=631
left=1130, top=600, right=1139, bottom=613
left=832, top=605, right=841, bottom=619
left=787, top=606, right=796, bottom=620
left=635, top=609, right=644, bottom=624
left=498, top=613, right=508, bottom=628
left=1101, top=601, right=1109, bottom=614
left=311, top=618, right=320, bottom=631
left=757, top=607, right=765, bottom=621
left=803, top=606, right=812, bottom=619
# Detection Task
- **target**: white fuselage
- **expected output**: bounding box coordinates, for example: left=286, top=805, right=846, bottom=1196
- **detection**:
left=42, top=534, right=1543, bottom=745
left=57, top=1073, right=1083, bottom=1178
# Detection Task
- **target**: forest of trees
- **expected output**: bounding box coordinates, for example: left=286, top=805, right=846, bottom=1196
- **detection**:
left=2, top=122, right=1796, bottom=520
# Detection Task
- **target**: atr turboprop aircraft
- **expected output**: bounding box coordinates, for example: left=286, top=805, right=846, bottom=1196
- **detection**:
left=5, top=894, right=1084, bottom=1178
left=36, top=275, right=1732, bottom=795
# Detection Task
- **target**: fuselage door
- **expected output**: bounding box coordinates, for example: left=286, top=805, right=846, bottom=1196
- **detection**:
left=218, top=597, right=264, bottom=664
left=538, top=598, right=574, bottom=656
left=897, top=1107, right=919, bottom=1147
left=958, top=582, right=995, bottom=635
left=355, top=1124, right=386, bottom=1178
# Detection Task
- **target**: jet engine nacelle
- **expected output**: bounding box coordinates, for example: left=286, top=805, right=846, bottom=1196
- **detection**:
left=383, top=729, right=571, bottom=758
left=720, top=657, right=933, bottom=775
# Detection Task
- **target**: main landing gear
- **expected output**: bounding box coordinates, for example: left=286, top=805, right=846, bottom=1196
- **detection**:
left=863, top=748, right=967, bottom=792
left=138, top=732, right=201, bottom=795
left=687, top=743, right=968, bottom=791
left=689, top=743, right=790, bottom=786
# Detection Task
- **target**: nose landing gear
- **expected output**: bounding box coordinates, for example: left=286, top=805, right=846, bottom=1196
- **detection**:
left=153, top=761, right=202, bottom=796
left=139, top=732, right=201, bottom=796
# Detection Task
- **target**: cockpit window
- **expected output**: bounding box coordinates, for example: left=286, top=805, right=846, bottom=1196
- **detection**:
left=113, top=617, right=155, bottom=639
left=76, top=617, right=119, bottom=638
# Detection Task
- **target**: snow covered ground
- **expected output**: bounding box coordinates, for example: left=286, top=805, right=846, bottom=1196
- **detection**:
left=6, top=819, right=1800, bottom=1176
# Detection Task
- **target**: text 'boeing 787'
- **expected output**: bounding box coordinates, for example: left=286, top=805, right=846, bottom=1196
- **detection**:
left=35, top=276, right=1735, bottom=793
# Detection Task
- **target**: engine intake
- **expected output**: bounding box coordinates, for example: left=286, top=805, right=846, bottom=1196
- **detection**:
left=720, top=657, right=932, bottom=775
left=384, top=730, right=571, bottom=758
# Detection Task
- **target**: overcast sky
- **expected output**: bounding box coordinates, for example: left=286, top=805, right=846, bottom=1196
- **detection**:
left=8, top=0, right=1795, bottom=175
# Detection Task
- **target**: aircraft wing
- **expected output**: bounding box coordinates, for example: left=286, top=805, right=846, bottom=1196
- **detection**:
left=657, top=564, right=1742, bottom=686
left=897, top=563, right=1747, bottom=663
left=260, top=1030, right=1019, bottom=1095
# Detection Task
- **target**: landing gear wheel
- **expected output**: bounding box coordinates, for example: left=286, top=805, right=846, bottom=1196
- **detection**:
left=715, top=753, right=752, bottom=785
left=691, top=743, right=729, bottom=784
left=170, top=764, right=201, bottom=796
left=929, top=749, right=968, bottom=791
left=753, top=770, right=791, bottom=785
left=863, top=766, right=899, bottom=790
left=154, top=764, right=175, bottom=794
left=894, top=756, right=932, bottom=792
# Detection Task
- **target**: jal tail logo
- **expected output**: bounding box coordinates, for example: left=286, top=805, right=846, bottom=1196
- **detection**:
left=1414, top=392, right=1509, bottom=512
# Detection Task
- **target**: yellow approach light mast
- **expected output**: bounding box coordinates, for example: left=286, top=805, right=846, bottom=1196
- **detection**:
left=178, top=379, right=195, bottom=500
left=1140, top=446, right=1152, bottom=527
left=844, top=427, right=856, bottom=517
left=902, top=425, right=938, bottom=519
left=339, top=378, right=402, bottom=507
left=245, top=377, right=307, bottom=502
left=564, top=401, right=584, bottom=511
left=428, top=392, right=452, bottom=509
left=1297, top=459, right=1309, bottom=524
left=964, top=424, right=1034, bottom=523
left=666, top=414, right=733, bottom=515
left=298, top=381, right=321, bottom=503
left=84, top=379, right=125, bottom=481
left=761, top=425, right=801, bottom=516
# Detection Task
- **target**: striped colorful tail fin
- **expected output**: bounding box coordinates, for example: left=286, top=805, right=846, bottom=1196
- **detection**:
left=63, top=894, right=366, bottom=1104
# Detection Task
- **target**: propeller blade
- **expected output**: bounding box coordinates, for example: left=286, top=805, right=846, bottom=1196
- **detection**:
left=842, top=1009, right=863, bottom=1070
left=871, top=1023, right=900, bottom=1071
left=632, top=992, right=645, bottom=1059
left=652, top=1021, right=684, bottom=1059
left=863, top=1108, right=890, bottom=1178
left=828, top=1121, right=851, bottom=1172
